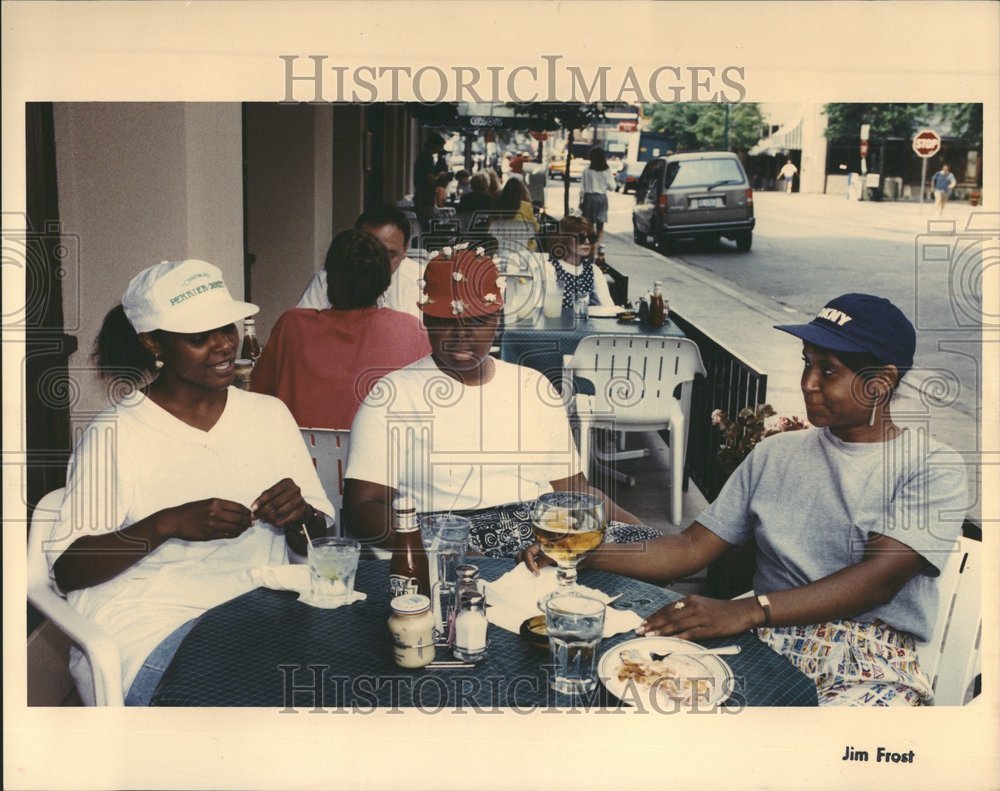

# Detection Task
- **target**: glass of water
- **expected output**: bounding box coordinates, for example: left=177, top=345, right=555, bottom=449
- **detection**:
left=545, top=593, right=606, bottom=695
left=420, top=514, right=472, bottom=642
left=308, top=536, right=361, bottom=607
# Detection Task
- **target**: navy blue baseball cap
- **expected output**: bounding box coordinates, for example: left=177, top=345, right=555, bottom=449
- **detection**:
left=774, top=293, right=916, bottom=372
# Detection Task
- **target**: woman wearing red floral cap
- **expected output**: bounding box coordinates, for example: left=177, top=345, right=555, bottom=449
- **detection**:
left=524, top=293, right=968, bottom=706
left=49, top=260, right=334, bottom=705
left=344, top=245, right=656, bottom=557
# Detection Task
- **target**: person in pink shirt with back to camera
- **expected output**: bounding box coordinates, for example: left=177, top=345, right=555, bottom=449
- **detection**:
left=253, top=229, right=431, bottom=429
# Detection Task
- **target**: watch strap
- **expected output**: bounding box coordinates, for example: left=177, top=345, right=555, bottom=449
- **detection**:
left=756, top=594, right=773, bottom=628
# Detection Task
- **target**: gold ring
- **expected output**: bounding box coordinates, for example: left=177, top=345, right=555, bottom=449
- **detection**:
left=674, top=601, right=686, bottom=610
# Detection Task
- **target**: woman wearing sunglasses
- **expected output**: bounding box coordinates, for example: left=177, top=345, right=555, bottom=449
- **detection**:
left=547, top=215, right=618, bottom=312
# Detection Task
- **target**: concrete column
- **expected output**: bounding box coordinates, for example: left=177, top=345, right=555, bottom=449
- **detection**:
left=799, top=105, right=829, bottom=195
left=330, top=104, right=365, bottom=233
left=244, top=103, right=326, bottom=342
left=53, top=102, right=244, bottom=417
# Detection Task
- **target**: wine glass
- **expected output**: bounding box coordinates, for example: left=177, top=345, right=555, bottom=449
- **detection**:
left=532, top=491, right=606, bottom=609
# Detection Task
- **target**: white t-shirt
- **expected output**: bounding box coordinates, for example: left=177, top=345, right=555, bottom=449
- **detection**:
left=296, top=256, right=423, bottom=319
left=779, top=162, right=798, bottom=179
left=346, top=356, right=582, bottom=514
left=48, top=387, right=334, bottom=694
left=581, top=166, right=616, bottom=194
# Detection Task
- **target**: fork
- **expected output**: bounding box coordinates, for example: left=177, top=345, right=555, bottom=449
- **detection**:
left=649, top=645, right=742, bottom=661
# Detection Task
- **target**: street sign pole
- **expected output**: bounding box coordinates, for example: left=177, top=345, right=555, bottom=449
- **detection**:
left=919, top=158, right=928, bottom=211
left=912, top=129, right=942, bottom=213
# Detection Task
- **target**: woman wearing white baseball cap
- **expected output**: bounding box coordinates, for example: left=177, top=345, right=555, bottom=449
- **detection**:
left=49, top=259, right=334, bottom=705
left=525, top=293, right=968, bottom=706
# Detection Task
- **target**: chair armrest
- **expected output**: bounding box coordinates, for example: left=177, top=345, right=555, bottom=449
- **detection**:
left=28, top=584, right=123, bottom=705
left=560, top=355, right=575, bottom=409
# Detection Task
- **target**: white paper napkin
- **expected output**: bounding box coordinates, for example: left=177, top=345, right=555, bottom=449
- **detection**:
left=250, top=565, right=367, bottom=610
left=484, top=564, right=641, bottom=638
left=587, top=304, right=623, bottom=318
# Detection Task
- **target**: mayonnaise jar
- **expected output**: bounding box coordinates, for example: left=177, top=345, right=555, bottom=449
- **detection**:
left=388, top=594, right=436, bottom=668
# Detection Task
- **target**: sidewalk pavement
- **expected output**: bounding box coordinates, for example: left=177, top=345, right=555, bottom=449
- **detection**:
left=597, top=227, right=985, bottom=524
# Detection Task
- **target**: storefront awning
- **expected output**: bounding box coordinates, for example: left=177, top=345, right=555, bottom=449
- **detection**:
left=750, top=117, right=803, bottom=156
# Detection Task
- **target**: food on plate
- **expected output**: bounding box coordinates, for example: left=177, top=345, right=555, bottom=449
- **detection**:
left=615, top=648, right=714, bottom=705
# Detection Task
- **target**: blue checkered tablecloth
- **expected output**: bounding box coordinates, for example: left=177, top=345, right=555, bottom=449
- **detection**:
left=150, top=557, right=817, bottom=708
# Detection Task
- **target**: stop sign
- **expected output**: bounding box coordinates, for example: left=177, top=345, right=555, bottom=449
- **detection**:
left=912, top=129, right=941, bottom=158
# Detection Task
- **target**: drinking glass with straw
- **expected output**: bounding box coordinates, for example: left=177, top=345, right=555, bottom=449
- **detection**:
left=421, top=467, right=475, bottom=644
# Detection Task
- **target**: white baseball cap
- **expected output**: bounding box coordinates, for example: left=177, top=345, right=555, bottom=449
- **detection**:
left=122, top=259, right=258, bottom=334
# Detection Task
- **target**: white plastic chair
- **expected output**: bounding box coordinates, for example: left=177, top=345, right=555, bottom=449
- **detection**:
left=26, top=487, right=124, bottom=706
left=916, top=535, right=982, bottom=705
left=562, top=335, right=706, bottom=525
left=735, top=534, right=981, bottom=706
left=500, top=250, right=547, bottom=326
left=300, top=428, right=350, bottom=536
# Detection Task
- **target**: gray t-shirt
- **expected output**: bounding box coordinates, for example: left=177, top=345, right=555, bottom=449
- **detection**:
left=699, top=427, right=967, bottom=642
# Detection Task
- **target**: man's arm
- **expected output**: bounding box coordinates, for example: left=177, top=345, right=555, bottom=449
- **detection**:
left=550, top=471, right=640, bottom=525
left=523, top=519, right=732, bottom=582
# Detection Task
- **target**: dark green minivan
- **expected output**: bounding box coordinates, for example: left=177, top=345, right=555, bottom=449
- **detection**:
left=632, top=152, right=755, bottom=252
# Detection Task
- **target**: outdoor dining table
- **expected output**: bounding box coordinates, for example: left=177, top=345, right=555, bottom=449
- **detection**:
left=150, top=557, right=818, bottom=709
left=499, top=311, right=686, bottom=388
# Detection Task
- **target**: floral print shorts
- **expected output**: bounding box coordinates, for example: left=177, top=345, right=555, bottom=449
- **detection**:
left=756, top=619, right=934, bottom=706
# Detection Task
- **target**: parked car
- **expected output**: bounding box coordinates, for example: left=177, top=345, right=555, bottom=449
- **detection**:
left=631, top=152, right=755, bottom=252
left=547, top=155, right=588, bottom=181
left=615, top=161, right=643, bottom=194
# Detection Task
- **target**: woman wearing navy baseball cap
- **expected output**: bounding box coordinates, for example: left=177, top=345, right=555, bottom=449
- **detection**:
left=524, top=293, right=968, bottom=706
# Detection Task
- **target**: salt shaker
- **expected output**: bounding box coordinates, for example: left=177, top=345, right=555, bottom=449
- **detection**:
left=453, top=592, right=488, bottom=663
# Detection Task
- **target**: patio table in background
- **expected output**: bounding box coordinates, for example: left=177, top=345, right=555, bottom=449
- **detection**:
left=500, top=312, right=686, bottom=389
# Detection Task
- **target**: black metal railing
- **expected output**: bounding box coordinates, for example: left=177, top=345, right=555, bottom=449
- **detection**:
left=669, top=311, right=769, bottom=502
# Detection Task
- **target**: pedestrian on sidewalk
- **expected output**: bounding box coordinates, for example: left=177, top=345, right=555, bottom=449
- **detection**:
left=778, top=157, right=798, bottom=194
left=580, top=146, right=616, bottom=245
left=930, top=164, right=957, bottom=215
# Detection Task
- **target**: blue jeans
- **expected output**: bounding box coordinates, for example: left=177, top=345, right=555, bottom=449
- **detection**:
left=124, top=618, right=198, bottom=706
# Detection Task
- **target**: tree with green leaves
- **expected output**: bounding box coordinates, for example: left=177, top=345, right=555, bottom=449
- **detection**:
left=822, top=103, right=927, bottom=177
left=647, top=103, right=765, bottom=153
left=938, top=103, right=983, bottom=148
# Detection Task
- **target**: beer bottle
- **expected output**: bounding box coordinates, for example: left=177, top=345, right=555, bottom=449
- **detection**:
left=388, top=496, right=430, bottom=598
left=241, top=318, right=262, bottom=365
left=648, top=281, right=666, bottom=328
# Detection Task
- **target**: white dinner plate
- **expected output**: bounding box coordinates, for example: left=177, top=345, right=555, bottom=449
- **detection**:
left=598, top=636, right=734, bottom=710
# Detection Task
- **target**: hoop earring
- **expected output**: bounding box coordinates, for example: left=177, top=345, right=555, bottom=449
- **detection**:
left=154, top=355, right=164, bottom=370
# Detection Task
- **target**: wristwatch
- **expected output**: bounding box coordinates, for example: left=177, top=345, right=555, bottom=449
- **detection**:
left=755, top=594, right=773, bottom=628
